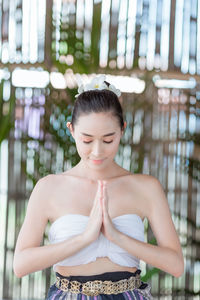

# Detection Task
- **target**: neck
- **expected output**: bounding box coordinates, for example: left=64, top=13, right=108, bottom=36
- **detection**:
left=76, top=159, right=120, bottom=181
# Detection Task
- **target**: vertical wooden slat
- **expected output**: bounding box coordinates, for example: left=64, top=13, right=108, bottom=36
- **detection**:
left=16, top=0, right=22, bottom=53
left=2, top=0, right=9, bottom=42
left=169, top=0, right=176, bottom=70
left=155, top=0, right=162, bottom=56
left=189, top=0, right=198, bottom=74
left=108, top=0, right=119, bottom=69
left=44, top=0, right=53, bottom=70
left=134, top=0, right=142, bottom=67
left=2, top=138, right=12, bottom=299
left=91, top=1, right=101, bottom=69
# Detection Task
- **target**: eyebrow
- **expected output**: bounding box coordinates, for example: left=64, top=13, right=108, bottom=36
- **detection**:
left=81, top=132, right=116, bottom=137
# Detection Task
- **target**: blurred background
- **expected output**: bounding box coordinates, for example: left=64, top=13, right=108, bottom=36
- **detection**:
left=0, top=0, right=199, bottom=299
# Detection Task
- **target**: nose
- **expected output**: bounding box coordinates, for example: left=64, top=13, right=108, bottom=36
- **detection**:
left=91, top=141, right=103, bottom=157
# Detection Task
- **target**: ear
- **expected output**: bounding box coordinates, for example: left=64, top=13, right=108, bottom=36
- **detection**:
left=121, top=121, right=127, bottom=135
left=66, top=122, right=74, bottom=138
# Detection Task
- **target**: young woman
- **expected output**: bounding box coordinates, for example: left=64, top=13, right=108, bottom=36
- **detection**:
left=13, top=75, right=184, bottom=300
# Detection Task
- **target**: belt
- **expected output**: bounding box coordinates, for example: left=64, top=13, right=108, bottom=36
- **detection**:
left=55, top=273, right=141, bottom=296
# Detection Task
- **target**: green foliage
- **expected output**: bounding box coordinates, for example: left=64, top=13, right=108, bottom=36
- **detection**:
left=0, top=80, right=15, bottom=145
left=52, top=2, right=102, bottom=74
left=141, top=267, right=160, bottom=282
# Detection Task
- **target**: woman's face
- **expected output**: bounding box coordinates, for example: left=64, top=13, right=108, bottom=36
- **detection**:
left=71, top=112, right=123, bottom=170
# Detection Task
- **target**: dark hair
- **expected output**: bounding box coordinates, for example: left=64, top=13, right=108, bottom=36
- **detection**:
left=71, top=86, right=124, bottom=130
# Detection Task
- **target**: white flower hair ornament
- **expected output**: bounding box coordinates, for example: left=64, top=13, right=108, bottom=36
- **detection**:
left=75, top=75, right=121, bottom=98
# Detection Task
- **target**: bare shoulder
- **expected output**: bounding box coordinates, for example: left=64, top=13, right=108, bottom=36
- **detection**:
left=27, top=174, right=64, bottom=215
left=35, top=172, right=69, bottom=195
left=27, top=174, right=54, bottom=210
left=38, top=173, right=59, bottom=186
left=127, top=174, right=165, bottom=215
left=37, top=172, right=68, bottom=190
left=127, top=173, right=162, bottom=194
left=128, top=173, right=159, bottom=184
left=134, top=174, right=166, bottom=204
left=132, top=174, right=170, bottom=219
left=32, top=174, right=54, bottom=199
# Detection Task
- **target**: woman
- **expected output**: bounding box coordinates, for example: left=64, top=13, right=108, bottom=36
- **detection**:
left=13, top=75, right=184, bottom=300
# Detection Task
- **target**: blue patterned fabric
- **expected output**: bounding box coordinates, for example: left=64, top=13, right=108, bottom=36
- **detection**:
left=46, top=271, right=153, bottom=300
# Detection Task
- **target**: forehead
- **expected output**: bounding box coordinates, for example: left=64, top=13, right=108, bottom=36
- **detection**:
left=75, top=112, right=120, bottom=134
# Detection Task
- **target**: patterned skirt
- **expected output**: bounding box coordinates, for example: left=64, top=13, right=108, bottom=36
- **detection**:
left=46, top=270, right=153, bottom=300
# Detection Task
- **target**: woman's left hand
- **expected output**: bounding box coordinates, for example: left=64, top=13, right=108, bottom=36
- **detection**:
left=100, top=180, right=120, bottom=242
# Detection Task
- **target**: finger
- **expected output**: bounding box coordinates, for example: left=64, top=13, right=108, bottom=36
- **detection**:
left=91, top=180, right=103, bottom=214
left=103, top=184, right=108, bottom=210
left=98, top=182, right=103, bottom=207
left=97, top=180, right=103, bottom=197
left=102, top=196, right=108, bottom=219
left=100, top=185, right=104, bottom=209
left=98, top=180, right=103, bottom=201
left=92, top=180, right=102, bottom=213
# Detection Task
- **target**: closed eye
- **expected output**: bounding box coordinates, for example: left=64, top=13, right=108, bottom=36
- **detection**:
left=83, top=141, right=113, bottom=144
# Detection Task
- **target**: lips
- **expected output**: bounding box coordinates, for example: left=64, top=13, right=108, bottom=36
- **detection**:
left=91, top=159, right=104, bottom=164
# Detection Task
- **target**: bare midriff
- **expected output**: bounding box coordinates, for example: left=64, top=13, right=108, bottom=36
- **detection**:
left=55, top=257, right=138, bottom=276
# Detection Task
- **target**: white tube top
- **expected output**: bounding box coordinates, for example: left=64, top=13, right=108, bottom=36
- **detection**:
left=48, top=213, right=144, bottom=271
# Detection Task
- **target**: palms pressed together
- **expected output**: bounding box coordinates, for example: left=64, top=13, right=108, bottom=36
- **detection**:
left=83, top=180, right=121, bottom=244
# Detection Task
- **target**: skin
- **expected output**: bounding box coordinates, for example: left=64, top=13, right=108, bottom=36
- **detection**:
left=13, top=111, right=184, bottom=278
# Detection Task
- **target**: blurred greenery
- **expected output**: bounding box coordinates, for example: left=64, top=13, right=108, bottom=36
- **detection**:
left=52, top=3, right=102, bottom=74
left=0, top=80, right=15, bottom=145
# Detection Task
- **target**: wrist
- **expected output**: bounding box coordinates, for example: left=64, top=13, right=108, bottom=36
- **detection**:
left=109, top=228, right=123, bottom=244
left=80, top=232, right=96, bottom=245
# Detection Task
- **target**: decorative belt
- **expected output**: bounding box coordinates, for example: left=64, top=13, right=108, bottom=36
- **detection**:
left=55, top=274, right=141, bottom=296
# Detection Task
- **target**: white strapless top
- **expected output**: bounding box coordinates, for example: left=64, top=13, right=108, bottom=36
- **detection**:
left=48, top=213, right=144, bottom=271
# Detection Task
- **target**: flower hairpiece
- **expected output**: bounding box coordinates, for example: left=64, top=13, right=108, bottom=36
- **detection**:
left=75, top=75, right=121, bottom=98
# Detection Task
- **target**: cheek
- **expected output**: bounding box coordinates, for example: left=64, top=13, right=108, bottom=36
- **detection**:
left=76, top=141, right=90, bottom=155
left=107, top=140, right=120, bottom=155
left=113, top=136, right=121, bottom=146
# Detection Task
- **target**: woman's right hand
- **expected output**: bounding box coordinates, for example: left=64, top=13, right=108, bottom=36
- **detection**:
left=82, top=180, right=103, bottom=243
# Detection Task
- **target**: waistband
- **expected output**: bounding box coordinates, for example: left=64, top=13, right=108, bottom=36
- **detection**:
left=55, top=270, right=142, bottom=296
left=55, top=269, right=141, bottom=282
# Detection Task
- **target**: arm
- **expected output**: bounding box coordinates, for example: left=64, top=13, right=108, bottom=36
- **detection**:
left=14, top=232, right=89, bottom=278
left=13, top=176, right=92, bottom=278
left=109, top=176, right=184, bottom=277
